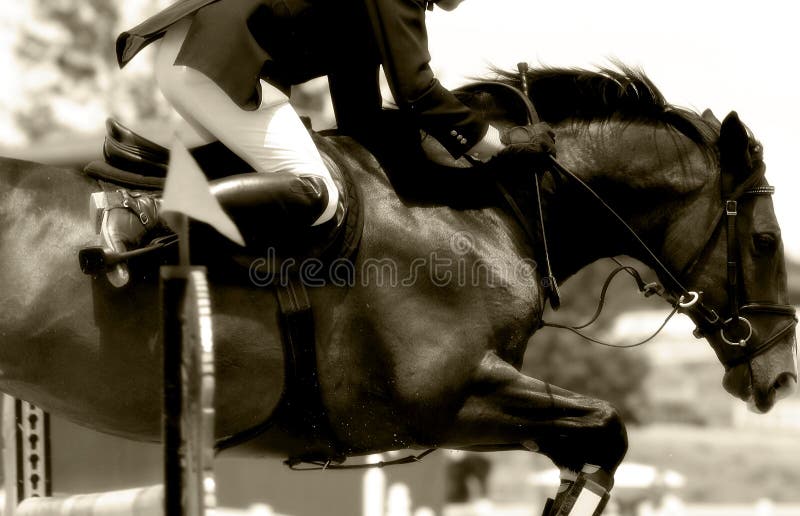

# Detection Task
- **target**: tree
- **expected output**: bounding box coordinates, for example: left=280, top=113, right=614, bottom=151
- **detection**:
left=13, top=0, right=170, bottom=142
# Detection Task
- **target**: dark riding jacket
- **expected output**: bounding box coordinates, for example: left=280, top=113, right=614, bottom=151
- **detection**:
left=117, top=0, right=488, bottom=158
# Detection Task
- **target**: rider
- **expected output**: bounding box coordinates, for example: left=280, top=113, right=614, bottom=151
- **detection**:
left=105, top=0, right=556, bottom=262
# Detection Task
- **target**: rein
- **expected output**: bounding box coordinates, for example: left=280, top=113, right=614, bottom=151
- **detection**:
left=540, top=259, right=681, bottom=349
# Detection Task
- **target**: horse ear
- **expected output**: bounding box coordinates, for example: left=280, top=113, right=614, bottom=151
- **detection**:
left=701, top=109, right=721, bottom=127
left=719, top=111, right=753, bottom=179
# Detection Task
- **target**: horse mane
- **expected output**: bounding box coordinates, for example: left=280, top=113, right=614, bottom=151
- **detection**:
left=491, top=64, right=717, bottom=147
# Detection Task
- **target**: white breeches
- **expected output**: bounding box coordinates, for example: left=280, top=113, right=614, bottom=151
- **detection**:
left=154, top=18, right=338, bottom=226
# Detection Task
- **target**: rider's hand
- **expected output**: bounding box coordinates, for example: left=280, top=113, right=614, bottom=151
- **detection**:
left=495, top=122, right=556, bottom=166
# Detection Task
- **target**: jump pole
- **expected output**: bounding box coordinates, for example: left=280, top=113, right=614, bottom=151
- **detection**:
left=3, top=261, right=216, bottom=516
left=161, top=263, right=216, bottom=516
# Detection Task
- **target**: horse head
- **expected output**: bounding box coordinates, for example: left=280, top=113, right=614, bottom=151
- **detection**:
left=475, top=67, right=797, bottom=414
left=678, top=110, right=797, bottom=412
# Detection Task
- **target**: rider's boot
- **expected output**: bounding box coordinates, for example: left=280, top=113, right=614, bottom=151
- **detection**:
left=542, top=465, right=612, bottom=516
left=208, top=172, right=330, bottom=230
left=97, top=190, right=163, bottom=287
left=96, top=172, right=330, bottom=286
left=205, top=172, right=332, bottom=253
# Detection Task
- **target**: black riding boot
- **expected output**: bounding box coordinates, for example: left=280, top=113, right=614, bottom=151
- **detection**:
left=209, top=172, right=330, bottom=245
left=98, top=172, right=329, bottom=285
left=97, top=189, right=165, bottom=286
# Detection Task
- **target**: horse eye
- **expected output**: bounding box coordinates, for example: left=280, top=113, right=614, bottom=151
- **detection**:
left=750, top=143, right=763, bottom=158
left=752, top=233, right=777, bottom=254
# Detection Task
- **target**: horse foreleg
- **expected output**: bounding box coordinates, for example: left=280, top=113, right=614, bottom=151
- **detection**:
left=440, top=352, right=627, bottom=516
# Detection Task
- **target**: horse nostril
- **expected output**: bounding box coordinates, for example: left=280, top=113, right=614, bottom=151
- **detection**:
left=773, top=372, right=798, bottom=402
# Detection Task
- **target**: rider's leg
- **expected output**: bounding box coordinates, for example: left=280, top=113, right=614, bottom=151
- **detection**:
left=154, top=18, right=338, bottom=224
left=102, top=17, right=338, bottom=262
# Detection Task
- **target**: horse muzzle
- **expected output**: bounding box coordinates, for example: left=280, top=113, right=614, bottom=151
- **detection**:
left=711, top=304, right=797, bottom=412
left=746, top=368, right=797, bottom=414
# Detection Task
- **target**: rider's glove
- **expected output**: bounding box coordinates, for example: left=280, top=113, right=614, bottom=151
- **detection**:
left=494, top=122, right=556, bottom=167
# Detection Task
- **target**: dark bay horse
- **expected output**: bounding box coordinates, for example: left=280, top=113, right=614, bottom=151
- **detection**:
left=0, top=69, right=796, bottom=489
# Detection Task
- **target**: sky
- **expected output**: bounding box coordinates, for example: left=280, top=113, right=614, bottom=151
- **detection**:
left=423, top=0, right=798, bottom=259
left=0, top=0, right=797, bottom=257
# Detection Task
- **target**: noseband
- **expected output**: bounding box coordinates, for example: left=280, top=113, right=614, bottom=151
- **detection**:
left=675, top=177, right=798, bottom=369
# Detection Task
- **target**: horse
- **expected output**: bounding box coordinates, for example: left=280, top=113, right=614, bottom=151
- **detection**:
left=0, top=67, right=796, bottom=505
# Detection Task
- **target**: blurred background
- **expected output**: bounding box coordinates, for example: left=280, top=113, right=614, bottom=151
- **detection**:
left=1, top=1, right=798, bottom=515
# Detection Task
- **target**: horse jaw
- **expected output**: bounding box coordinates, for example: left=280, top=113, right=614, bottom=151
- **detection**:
left=724, top=334, right=798, bottom=413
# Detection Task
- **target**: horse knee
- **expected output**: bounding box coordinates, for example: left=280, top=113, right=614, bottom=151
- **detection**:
left=592, top=402, right=628, bottom=471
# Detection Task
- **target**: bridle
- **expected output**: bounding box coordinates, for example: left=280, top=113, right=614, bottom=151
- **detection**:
left=481, top=65, right=798, bottom=371
left=659, top=172, right=796, bottom=369
left=533, top=153, right=796, bottom=370
left=669, top=167, right=798, bottom=369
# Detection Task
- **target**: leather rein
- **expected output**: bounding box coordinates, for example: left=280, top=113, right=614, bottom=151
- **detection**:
left=491, top=64, right=797, bottom=371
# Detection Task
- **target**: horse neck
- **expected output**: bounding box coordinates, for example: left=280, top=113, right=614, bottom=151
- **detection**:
left=541, top=120, right=718, bottom=283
